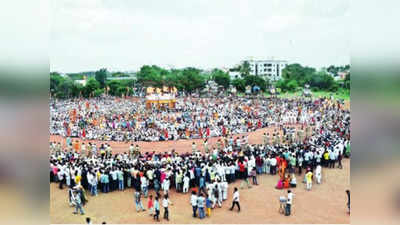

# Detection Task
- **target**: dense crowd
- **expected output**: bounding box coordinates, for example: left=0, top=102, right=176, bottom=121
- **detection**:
left=49, top=96, right=350, bottom=220
left=50, top=96, right=339, bottom=142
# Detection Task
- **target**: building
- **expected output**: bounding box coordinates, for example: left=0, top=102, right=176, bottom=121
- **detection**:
left=245, top=59, right=288, bottom=81
left=326, top=69, right=349, bottom=81
left=337, top=71, right=349, bottom=80
left=228, top=71, right=241, bottom=79
left=74, top=79, right=87, bottom=86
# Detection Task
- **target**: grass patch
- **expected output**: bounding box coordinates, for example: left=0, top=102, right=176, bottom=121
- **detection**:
left=262, top=89, right=350, bottom=101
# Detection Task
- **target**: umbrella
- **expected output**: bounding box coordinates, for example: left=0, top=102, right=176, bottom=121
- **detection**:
left=253, top=86, right=260, bottom=92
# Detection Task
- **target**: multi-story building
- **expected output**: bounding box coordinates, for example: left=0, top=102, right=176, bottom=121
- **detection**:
left=245, top=59, right=288, bottom=81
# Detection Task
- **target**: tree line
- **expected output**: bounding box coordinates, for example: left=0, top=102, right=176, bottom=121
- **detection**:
left=50, top=63, right=349, bottom=98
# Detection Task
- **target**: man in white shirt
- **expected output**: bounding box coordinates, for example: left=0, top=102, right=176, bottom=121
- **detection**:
left=190, top=191, right=198, bottom=217
left=329, top=150, right=336, bottom=168
left=183, top=175, right=190, bottom=193
left=285, top=190, right=294, bottom=216
left=270, top=157, right=277, bottom=175
left=229, top=187, right=240, bottom=212
left=221, top=181, right=229, bottom=200
left=315, top=164, right=322, bottom=184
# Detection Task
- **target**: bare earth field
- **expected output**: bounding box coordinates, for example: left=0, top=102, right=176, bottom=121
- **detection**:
left=50, top=126, right=350, bottom=224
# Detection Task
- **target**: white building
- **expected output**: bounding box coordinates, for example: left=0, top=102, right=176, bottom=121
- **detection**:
left=228, top=71, right=241, bottom=79
left=74, top=79, right=87, bottom=86
left=246, top=59, right=288, bottom=81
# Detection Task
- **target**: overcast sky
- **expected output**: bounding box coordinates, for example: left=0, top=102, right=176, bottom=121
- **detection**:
left=50, top=0, right=350, bottom=73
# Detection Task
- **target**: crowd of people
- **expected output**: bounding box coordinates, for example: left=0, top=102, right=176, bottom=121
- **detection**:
left=50, top=96, right=340, bottom=142
left=49, top=96, right=350, bottom=221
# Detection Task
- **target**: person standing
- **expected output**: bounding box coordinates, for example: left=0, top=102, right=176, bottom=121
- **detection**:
left=250, top=167, right=258, bottom=185
left=153, top=196, right=160, bottom=221
left=183, top=173, right=190, bottom=193
left=141, top=175, right=148, bottom=197
left=346, top=190, right=350, bottom=214
left=190, top=191, right=198, bottom=218
left=162, top=194, right=173, bottom=221
left=305, top=170, right=313, bottom=191
left=285, top=190, right=293, bottom=216
left=197, top=193, right=205, bottom=219
left=270, top=156, right=277, bottom=175
left=315, top=164, right=322, bottom=184
left=205, top=194, right=212, bottom=217
left=329, top=150, right=336, bottom=168
left=229, top=187, right=240, bottom=212
left=203, top=139, right=209, bottom=154
left=89, top=172, right=98, bottom=196
left=85, top=217, right=92, bottom=224
left=129, top=144, right=134, bottom=158
left=162, top=177, right=170, bottom=195
left=73, top=192, right=85, bottom=215
left=263, top=133, right=268, bottom=146
left=192, top=142, right=197, bottom=154
left=148, top=195, right=154, bottom=216
left=118, top=168, right=124, bottom=191
left=58, top=169, right=65, bottom=189
left=338, top=152, right=343, bottom=169
left=134, top=190, right=146, bottom=212
left=110, top=169, right=117, bottom=192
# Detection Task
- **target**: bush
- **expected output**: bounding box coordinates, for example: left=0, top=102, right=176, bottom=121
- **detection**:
left=329, top=82, right=339, bottom=92
left=286, top=80, right=298, bottom=92
left=93, top=89, right=103, bottom=97
left=311, top=87, right=319, bottom=92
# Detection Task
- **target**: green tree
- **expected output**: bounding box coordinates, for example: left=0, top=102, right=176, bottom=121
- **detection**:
left=286, top=79, right=298, bottom=92
left=71, top=83, right=83, bottom=97
left=344, top=72, right=350, bottom=89
left=309, top=71, right=337, bottom=91
left=136, top=65, right=163, bottom=87
left=232, top=78, right=246, bottom=92
left=107, top=80, right=121, bottom=96
left=239, top=61, right=251, bottom=77
left=211, top=69, right=231, bottom=89
left=111, top=72, right=129, bottom=77
left=83, top=78, right=100, bottom=97
left=164, top=70, right=182, bottom=89
left=116, top=86, right=127, bottom=96
left=243, top=75, right=267, bottom=91
left=50, top=72, right=64, bottom=95
left=93, top=89, right=103, bottom=97
left=179, top=67, right=205, bottom=93
left=59, top=78, right=74, bottom=98
left=275, top=79, right=287, bottom=92
left=282, top=64, right=315, bottom=86
left=95, top=68, right=108, bottom=88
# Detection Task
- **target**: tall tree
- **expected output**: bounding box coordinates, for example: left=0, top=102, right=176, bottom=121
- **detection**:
left=282, top=64, right=315, bottom=86
left=50, top=72, right=64, bottom=95
left=243, top=75, right=268, bottom=91
left=95, top=68, right=108, bottom=88
left=179, top=67, right=205, bottom=93
left=232, top=78, right=246, bottom=92
left=136, top=65, right=163, bottom=87
left=211, top=69, right=231, bottom=89
left=239, top=61, right=251, bottom=77
left=83, top=78, right=100, bottom=97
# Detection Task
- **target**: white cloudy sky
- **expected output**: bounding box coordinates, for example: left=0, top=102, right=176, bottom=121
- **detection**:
left=50, top=0, right=350, bottom=73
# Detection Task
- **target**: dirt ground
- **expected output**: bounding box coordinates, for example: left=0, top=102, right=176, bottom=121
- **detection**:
left=50, top=125, right=350, bottom=224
